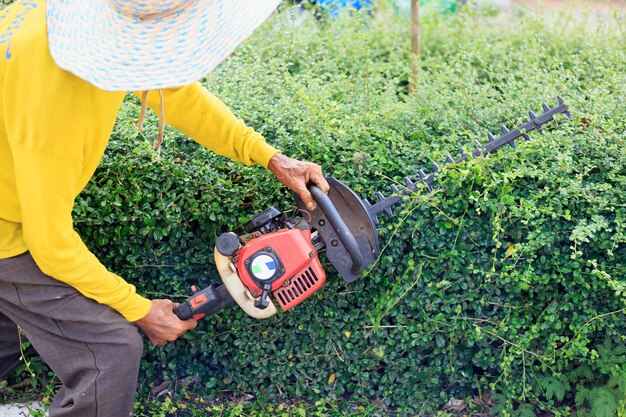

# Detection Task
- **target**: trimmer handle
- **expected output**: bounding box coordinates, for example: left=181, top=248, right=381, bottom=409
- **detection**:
left=308, top=184, right=364, bottom=276
left=173, top=284, right=233, bottom=320
left=296, top=177, right=379, bottom=283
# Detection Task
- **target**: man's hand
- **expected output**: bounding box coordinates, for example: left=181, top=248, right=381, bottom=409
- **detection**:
left=134, top=299, right=197, bottom=346
left=268, top=153, right=330, bottom=210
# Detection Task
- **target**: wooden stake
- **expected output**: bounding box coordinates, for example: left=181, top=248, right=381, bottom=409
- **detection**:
left=409, top=0, right=420, bottom=93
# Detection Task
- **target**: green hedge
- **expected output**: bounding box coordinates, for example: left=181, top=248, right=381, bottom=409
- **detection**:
left=8, top=3, right=626, bottom=415
left=84, top=8, right=626, bottom=416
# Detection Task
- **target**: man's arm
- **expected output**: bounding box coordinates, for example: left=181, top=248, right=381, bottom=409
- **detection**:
left=7, top=114, right=196, bottom=343
left=7, top=142, right=153, bottom=321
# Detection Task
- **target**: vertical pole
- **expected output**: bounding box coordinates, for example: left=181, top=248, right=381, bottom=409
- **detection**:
left=409, top=0, right=420, bottom=93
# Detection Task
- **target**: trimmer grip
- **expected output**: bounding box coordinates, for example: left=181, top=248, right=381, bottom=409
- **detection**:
left=173, top=284, right=234, bottom=320
left=308, top=184, right=364, bottom=275
left=173, top=300, right=194, bottom=320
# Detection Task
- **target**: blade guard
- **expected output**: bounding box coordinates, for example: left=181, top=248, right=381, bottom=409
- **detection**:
left=296, top=178, right=379, bottom=282
left=214, top=247, right=278, bottom=319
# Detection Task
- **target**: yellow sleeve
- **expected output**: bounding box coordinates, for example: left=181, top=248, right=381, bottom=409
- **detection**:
left=7, top=144, right=151, bottom=322
left=2, top=3, right=151, bottom=321
left=135, top=83, right=280, bottom=168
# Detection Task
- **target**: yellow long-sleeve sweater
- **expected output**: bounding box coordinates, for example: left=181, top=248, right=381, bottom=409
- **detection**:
left=0, top=1, right=279, bottom=321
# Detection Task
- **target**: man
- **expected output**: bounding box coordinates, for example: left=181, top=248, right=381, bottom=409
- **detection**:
left=0, top=1, right=330, bottom=416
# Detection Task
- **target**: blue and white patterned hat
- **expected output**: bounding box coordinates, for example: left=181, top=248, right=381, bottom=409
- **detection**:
left=46, top=0, right=281, bottom=91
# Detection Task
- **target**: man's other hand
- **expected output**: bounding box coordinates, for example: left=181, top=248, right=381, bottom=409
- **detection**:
left=134, top=299, right=197, bottom=346
left=268, top=153, right=330, bottom=210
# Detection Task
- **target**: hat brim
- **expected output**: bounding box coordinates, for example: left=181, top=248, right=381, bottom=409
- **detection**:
left=46, top=0, right=281, bottom=91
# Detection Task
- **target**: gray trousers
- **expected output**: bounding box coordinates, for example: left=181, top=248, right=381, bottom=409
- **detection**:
left=0, top=252, right=144, bottom=417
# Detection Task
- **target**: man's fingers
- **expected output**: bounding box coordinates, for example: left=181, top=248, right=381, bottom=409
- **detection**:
left=173, top=308, right=197, bottom=335
left=148, top=335, right=165, bottom=346
left=300, top=190, right=316, bottom=210
left=309, top=167, right=329, bottom=194
left=300, top=164, right=329, bottom=209
left=135, top=299, right=199, bottom=347
left=183, top=318, right=198, bottom=331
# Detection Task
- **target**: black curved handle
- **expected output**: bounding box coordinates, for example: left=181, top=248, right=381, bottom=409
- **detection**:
left=309, top=184, right=364, bottom=275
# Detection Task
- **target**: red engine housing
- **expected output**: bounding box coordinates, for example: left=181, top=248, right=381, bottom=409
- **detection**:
left=234, top=228, right=326, bottom=311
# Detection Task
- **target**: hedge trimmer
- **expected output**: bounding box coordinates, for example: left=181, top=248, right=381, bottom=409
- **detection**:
left=174, top=97, right=570, bottom=320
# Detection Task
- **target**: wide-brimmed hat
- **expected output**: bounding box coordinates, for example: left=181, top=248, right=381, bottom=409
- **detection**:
left=46, top=0, right=281, bottom=92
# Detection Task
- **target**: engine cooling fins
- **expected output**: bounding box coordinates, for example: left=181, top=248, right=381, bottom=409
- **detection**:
left=364, top=97, right=570, bottom=220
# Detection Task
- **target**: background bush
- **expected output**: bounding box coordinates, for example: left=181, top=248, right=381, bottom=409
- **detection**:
left=4, top=1, right=626, bottom=415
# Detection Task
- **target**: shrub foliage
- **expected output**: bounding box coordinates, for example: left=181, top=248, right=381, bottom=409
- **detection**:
left=82, top=7, right=626, bottom=415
